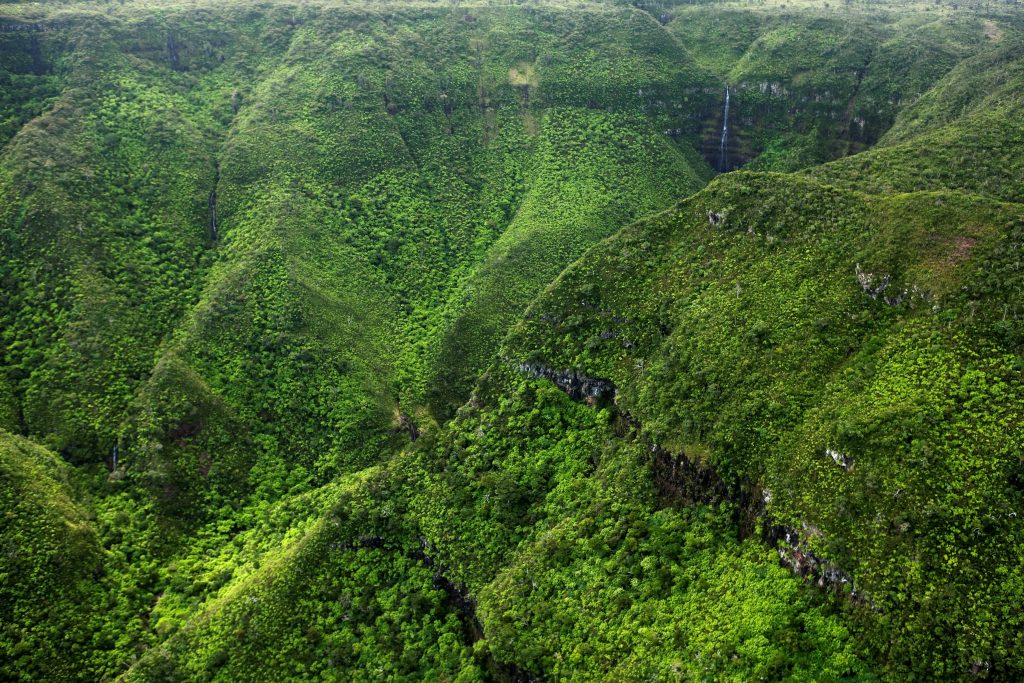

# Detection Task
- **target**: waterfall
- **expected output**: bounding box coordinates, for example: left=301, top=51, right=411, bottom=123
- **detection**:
left=209, top=162, right=220, bottom=242
left=209, top=190, right=218, bottom=241
left=718, top=86, right=730, bottom=172
left=111, top=443, right=118, bottom=470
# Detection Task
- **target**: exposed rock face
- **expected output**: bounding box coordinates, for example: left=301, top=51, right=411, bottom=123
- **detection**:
left=764, top=524, right=864, bottom=601
left=717, top=86, right=731, bottom=172
left=516, top=361, right=616, bottom=404
left=0, top=23, right=67, bottom=32
left=166, top=33, right=181, bottom=71
left=854, top=264, right=924, bottom=306
left=855, top=263, right=891, bottom=299
left=516, top=357, right=865, bottom=604
left=648, top=441, right=731, bottom=508
left=396, top=413, right=419, bottom=441
left=826, top=447, right=854, bottom=471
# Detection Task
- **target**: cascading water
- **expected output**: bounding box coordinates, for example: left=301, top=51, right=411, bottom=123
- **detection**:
left=209, top=163, right=220, bottom=242
left=209, top=189, right=218, bottom=241
left=718, top=85, right=730, bottom=172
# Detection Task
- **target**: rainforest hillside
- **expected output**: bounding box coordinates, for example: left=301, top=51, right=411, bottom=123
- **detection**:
left=1, top=0, right=1023, bottom=680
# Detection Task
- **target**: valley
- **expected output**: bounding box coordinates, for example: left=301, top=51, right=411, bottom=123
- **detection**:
left=2, top=0, right=1023, bottom=680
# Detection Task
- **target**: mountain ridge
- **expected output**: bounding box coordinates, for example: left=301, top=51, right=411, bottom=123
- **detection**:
left=2, top=1, right=1023, bottom=680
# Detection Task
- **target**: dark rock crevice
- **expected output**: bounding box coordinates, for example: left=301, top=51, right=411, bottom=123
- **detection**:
left=0, top=22, right=67, bottom=33
left=331, top=535, right=541, bottom=682
left=838, top=46, right=878, bottom=154
left=395, top=412, right=419, bottom=441
left=28, top=35, right=47, bottom=76
left=764, top=524, right=868, bottom=602
left=515, top=361, right=615, bottom=405
left=166, top=33, right=181, bottom=71
left=515, top=358, right=864, bottom=605
left=208, top=183, right=218, bottom=242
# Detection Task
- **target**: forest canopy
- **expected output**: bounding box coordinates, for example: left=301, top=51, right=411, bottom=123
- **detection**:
left=1, top=0, right=1023, bottom=680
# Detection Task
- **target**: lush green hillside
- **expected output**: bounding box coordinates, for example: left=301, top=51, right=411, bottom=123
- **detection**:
left=1, top=0, right=1023, bottom=681
left=492, top=172, right=1024, bottom=678
left=809, top=36, right=1024, bottom=202
left=0, top=431, right=104, bottom=680
left=669, top=2, right=999, bottom=170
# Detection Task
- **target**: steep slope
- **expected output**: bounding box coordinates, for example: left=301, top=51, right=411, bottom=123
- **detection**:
left=428, top=108, right=707, bottom=417
left=0, top=431, right=103, bottom=680
left=122, top=469, right=485, bottom=682
left=402, top=367, right=877, bottom=680
left=0, top=3, right=718, bottom=679
left=808, top=36, right=1024, bottom=203
left=0, top=4, right=715, bottom=512
left=669, top=5, right=998, bottom=170
left=0, top=21, right=68, bottom=145
left=2, top=1, right=1024, bottom=681
left=123, top=4, right=719, bottom=519
left=457, top=171, right=1024, bottom=677
left=0, top=15, right=232, bottom=462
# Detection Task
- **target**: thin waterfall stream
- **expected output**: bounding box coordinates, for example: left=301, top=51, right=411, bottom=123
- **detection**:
left=718, top=85, right=730, bottom=172
left=208, top=190, right=218, bottom=241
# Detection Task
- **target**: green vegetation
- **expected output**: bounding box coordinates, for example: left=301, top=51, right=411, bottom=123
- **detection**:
left=2, top=0, right=1024, bottom=680
left=0, top=431, right=101, bottom=680
left=505, top=173, right=1024, bottom=678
